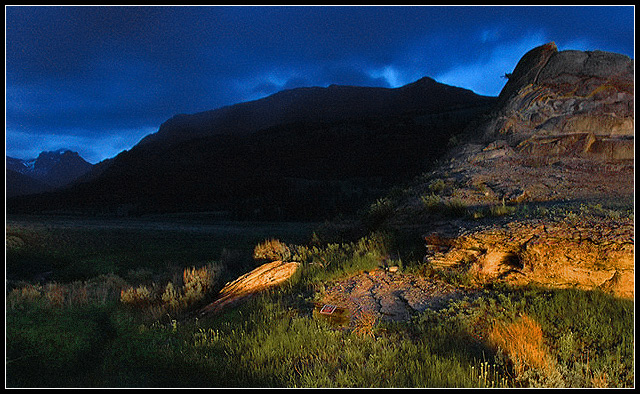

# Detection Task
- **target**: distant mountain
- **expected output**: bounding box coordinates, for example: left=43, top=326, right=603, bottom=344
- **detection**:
left=7, top=78, right=495, bottom=219
left=6, top=149, right=93, bottom=198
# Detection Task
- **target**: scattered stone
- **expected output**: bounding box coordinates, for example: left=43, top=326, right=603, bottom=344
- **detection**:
left=320, top=269, right=465, bottom=325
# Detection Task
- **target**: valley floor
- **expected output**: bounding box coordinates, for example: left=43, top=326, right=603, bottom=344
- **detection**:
left=5, top=210, right=635, bottom=388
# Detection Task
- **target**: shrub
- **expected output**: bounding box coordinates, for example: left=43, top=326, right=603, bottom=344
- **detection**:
left=120, top=285, right=152, bottom=306
left=364, top=198, right=395, bottom=229
left=428, top=178, right=446, bottom=194
left=183, top=265, right=215, bottom=294
left=488, top=314, right=561, bottom=386
left=44, top=283, right=67, bottom=308
left=253, top=239, right=291, bottom=262
left=444, top=198, right=470, bottom=217
left=6, top=284, right=43, bottom=308
left=489, top=202, right=517, bottom=217
left=161, top=282, right=181, bottom=310
left=420, top=193, right=469, bottom=217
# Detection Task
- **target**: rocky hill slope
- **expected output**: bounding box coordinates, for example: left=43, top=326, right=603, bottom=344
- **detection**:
left=384, top=42, right=633, bottom=300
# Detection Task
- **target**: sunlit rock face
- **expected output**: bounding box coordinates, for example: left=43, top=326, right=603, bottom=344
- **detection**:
left=483, top=42, right=634, bottom=161
left=411, top=43, right=634, bottom=299
left=424, top=218, right=634, bottom=299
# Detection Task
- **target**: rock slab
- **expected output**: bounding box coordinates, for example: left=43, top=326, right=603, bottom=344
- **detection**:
left=199, top=260, right=300, bottom=315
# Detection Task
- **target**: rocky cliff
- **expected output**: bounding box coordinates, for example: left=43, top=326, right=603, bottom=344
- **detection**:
left=485, top=42, right=633, bottom=162
left=393, top=43, right=634, bottom=299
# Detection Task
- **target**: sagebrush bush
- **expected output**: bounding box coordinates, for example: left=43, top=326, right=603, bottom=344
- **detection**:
left=7, top=276, right=128, bottom=310
left=253, top=239, right=292, bottom=261
left=44, top=283, right=67, bottom=308
left=183, top=265, right=215, bottom=292
left=421, top=193, right=469, bottom=217
left=120, top=285, right=152, bottom=306
left=6, top=284, right=43, bottom=308
left=161, top=282, right=181, bottom=310
left=364, top=198, right=395, bottom=228
left=122, top=264, right=222, bottom=314
left=428, top=178, right=447, bottom=194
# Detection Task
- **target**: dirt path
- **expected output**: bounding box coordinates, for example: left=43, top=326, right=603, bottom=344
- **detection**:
left=320, top=269, right=466, bottom=323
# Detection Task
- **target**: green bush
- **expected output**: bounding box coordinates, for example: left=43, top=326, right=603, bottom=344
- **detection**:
left=420, top=194, right=469, bottom=217
left=364, top=197, right=395, bottom=229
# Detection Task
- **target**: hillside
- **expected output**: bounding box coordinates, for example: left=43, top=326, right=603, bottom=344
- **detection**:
left=137, top=77, right=492, bottom=147
left=7, top=77, right=495, bottom=219
left=367, top=42, right=634, bottom=299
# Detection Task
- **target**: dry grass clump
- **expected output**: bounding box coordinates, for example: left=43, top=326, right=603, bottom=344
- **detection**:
left=120, top=263, right=221, bottom=317
left=253, top=239, right=291, bottom=262
left=6, top=284, right=43, bottom=308
left=488, top=314, right=559, bottom=384
left=120, top=285, right=153, bottom=306
left=7, top=274, right=129, bottom=309
left=352, top=310, right=378, bottom=338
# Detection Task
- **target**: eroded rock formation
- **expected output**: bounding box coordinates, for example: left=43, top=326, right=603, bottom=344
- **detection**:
left=415, top=43, right=634, bottom=299
left=199, top=260, right=300, bottom=315
left=485, top=42, right=634, bottom=162
left=425, top=216, right=634, bottom=299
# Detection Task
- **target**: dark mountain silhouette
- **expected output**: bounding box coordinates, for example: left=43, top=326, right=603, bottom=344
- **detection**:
left=7, top=78, right=496, bottom=219
left=6, top=169, right=53, bottom=198
left=6, top=149, right=93, bottom=198
left=138, top=77, right=492, bottom=148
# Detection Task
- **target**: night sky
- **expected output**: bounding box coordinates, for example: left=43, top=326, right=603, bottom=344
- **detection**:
left=5, top=6, right=635, bottom=164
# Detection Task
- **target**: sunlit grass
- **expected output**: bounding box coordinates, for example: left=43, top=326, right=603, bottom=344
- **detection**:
left=5, top=218, right=635, bottom=387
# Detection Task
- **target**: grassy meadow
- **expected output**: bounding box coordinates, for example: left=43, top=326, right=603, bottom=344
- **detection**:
left=5, top=214, right=635, bottom=388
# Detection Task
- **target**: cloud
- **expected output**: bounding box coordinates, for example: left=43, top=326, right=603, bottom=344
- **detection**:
left=5, top=6, right=635, bottom=163
left=435, top=32, right=550, bottom=96
left=366, top=65, right=402, bottom=88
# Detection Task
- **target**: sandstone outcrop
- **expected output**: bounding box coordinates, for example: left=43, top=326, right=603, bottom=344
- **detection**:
left=484, top=42, right=634, bottom=162
left=199, top=260, right=300, bottom=315
left=425, top=216, right=634, bottom=299
left=408, top=43, right=634, bottom=299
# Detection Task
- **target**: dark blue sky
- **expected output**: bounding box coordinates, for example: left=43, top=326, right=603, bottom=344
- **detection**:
left=5, top=6, right=635, bottom=163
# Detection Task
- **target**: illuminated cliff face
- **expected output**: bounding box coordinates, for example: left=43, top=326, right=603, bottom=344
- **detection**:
left=484, top=42, right=634, bottom=161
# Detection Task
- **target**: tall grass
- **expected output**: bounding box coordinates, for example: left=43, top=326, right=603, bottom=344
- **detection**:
left=414, top=286, right=635, bottom=388
left=488, top=314, right=561, bottom=385
left=176, top=295, right=507, bottom=388
left=5, top=218, right=634, bottom=388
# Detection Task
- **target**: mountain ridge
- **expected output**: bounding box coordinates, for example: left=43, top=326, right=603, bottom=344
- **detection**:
left=8, top=75, right=496, bottom=218
left=136, top=76, right=493, bottom=149
left=6, top=149, right=93, bottom=198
